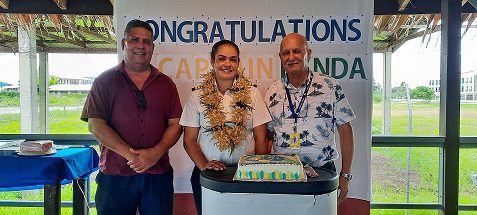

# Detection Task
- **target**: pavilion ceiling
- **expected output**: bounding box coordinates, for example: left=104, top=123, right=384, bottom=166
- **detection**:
left=373, top=0, right=477, bottom=52
left=0, top=14, right=115, bottom=53
left=0, top=0, right=476, bottom=53
left=374, top=13, right=477, bottom=52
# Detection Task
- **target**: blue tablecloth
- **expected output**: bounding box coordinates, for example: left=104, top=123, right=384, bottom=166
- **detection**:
left=0, top=147, right=99, bottom=191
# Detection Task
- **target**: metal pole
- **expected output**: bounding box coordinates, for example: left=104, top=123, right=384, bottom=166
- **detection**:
left=405, top=83, right=413, bottom=215
left=383, top=52, right=392, bottom=134
left=440, top=0, right=461, bottom=214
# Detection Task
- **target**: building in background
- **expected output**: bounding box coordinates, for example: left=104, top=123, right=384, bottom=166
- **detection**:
left=429, top=70, right=476, bottom=101
left=49, top=76, right=94, bottom=95
left=0, top=76, right=95, bottom=94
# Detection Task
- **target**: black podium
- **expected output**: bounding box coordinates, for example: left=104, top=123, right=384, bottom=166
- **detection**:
left=200, top=166, right=339, bottom=215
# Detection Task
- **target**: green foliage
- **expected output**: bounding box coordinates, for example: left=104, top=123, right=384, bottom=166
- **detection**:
left=36, top=76, right=62, bottom=88
left=373, top=80, right=383, bottom=102
left=391, top=82, right=408, bottom=99
left=49, top=76, right=61, bottom=86
left=0, top=92, right=20, bottom=106
left=411, top=86, right=436, bottom=101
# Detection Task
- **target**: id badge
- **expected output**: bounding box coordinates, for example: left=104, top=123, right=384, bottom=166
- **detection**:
left=289, top=132, right=300, bottom=148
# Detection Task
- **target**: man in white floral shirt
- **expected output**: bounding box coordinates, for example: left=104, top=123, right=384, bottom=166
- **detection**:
left=265, top=33, right=355, bottom=204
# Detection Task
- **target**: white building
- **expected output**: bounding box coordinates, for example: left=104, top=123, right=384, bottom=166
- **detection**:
left=49, top=76, right=94, bottom=94
left=429, top=71, right=476, bottom=101
left=57, top=76, right=94, bottom=85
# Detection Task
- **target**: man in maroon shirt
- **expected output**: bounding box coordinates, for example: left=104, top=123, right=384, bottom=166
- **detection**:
left=81, top=19, right=183, bottom=215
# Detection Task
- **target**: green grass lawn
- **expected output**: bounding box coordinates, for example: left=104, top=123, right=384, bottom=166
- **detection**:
left=1, top=101, right=476, bottom=214
left=0, top=110, right=88, bottom=134
left=371, top=101, right=477, bottom=214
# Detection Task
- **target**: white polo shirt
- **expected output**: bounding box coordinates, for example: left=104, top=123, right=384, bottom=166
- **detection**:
left=180, top=86, right=272, bottom=165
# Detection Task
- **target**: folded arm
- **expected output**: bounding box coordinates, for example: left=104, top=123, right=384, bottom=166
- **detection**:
left=128, top=118, right=183, bottom=173
left=88, top=118, right=137, bottom=161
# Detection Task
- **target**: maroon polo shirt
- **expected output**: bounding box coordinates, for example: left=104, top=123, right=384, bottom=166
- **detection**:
left=81, top=61, right=182, bottom=175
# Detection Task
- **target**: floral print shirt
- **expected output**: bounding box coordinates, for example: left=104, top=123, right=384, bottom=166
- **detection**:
left=265, top=70, right=355, bottom=167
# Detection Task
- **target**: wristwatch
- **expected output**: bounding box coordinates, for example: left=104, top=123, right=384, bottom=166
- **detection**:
left=340, top=172, right=353, bottom=181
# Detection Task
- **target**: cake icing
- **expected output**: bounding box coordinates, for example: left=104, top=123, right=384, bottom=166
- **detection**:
left=233, top=154, right=306, bottom=182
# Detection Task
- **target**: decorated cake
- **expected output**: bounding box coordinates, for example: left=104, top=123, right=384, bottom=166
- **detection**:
left=233, top=154, right=306, bottom=182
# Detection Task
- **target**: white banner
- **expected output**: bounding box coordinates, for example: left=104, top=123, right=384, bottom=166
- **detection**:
left=115, top=0, right=373, bottom=201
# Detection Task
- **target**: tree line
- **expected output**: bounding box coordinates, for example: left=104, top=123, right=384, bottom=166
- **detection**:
left=373, top=81, right=436, bottom=102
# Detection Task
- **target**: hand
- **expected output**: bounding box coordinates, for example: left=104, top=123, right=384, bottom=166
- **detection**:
left=201, top=160, right=226, bottom=171
left=127, top=148, right=163, bottom=173
left=337, top=176, right=349, bottom=204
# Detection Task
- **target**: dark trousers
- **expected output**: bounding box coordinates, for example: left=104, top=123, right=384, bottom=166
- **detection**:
left=190, top=166, right=202, bottom=215
left=95, top=167, right=174, bottom=215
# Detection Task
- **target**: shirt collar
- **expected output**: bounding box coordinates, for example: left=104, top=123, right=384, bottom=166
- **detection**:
left=115, top=61, right=162, bottom=90
left=283, top=68, right=313, bottom=90
left=115, top=61, right=161, bottom=79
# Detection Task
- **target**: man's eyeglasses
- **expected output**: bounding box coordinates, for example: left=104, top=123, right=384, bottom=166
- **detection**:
left=124, top=37, right=153, bottom=46
left=136, top=90, right=148, bottom=111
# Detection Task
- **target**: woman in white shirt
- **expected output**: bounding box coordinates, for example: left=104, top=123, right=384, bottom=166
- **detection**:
left=179, top=39, right=271, bottom=215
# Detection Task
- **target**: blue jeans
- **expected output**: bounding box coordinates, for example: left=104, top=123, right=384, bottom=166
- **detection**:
left=95, top=167, right=174, bottom=215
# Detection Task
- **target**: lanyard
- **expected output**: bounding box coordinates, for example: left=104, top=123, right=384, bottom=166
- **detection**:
left=285, top=72, right=312, bottom=123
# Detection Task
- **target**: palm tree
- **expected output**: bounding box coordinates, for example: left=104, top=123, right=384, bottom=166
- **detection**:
left=309, top=83, right=323, bottom=96
left=280, top=132, right=290, bottom=147
left=322, top=145, right=335, bottom=161
left=320, top=102, right=332, bottom=118
left=269, top=93, right=279, bottom=107
left=303, top=130, right=309, bottom=142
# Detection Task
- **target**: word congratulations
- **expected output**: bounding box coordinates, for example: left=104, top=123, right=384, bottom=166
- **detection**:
left=145, top=17, right=362, bottom=44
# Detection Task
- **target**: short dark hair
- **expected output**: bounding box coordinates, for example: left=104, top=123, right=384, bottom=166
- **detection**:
left=210, top=40, right=240, bottom=62
left=124, top=19, right=153, bottom=38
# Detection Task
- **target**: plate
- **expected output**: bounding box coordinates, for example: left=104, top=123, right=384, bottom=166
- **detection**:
left=16, top=149, right=56, bottom=156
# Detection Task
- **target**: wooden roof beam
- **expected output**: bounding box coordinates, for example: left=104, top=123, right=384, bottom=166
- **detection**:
left=0, top=0, right=8, bottom=9
left=398, top=0, right=411, bottom=11
left=76, top=28, right=116, bottom=44
left=37, top=31, right=87, bottom=48
left=52, top=0, right=67, bottom=10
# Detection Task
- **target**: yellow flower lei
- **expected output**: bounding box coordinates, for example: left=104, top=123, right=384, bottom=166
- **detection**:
left=199, top=69, right=253, bottom=153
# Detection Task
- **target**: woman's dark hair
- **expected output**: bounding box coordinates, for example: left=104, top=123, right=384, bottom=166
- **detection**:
left=210, top=40, right=240, bottom=62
